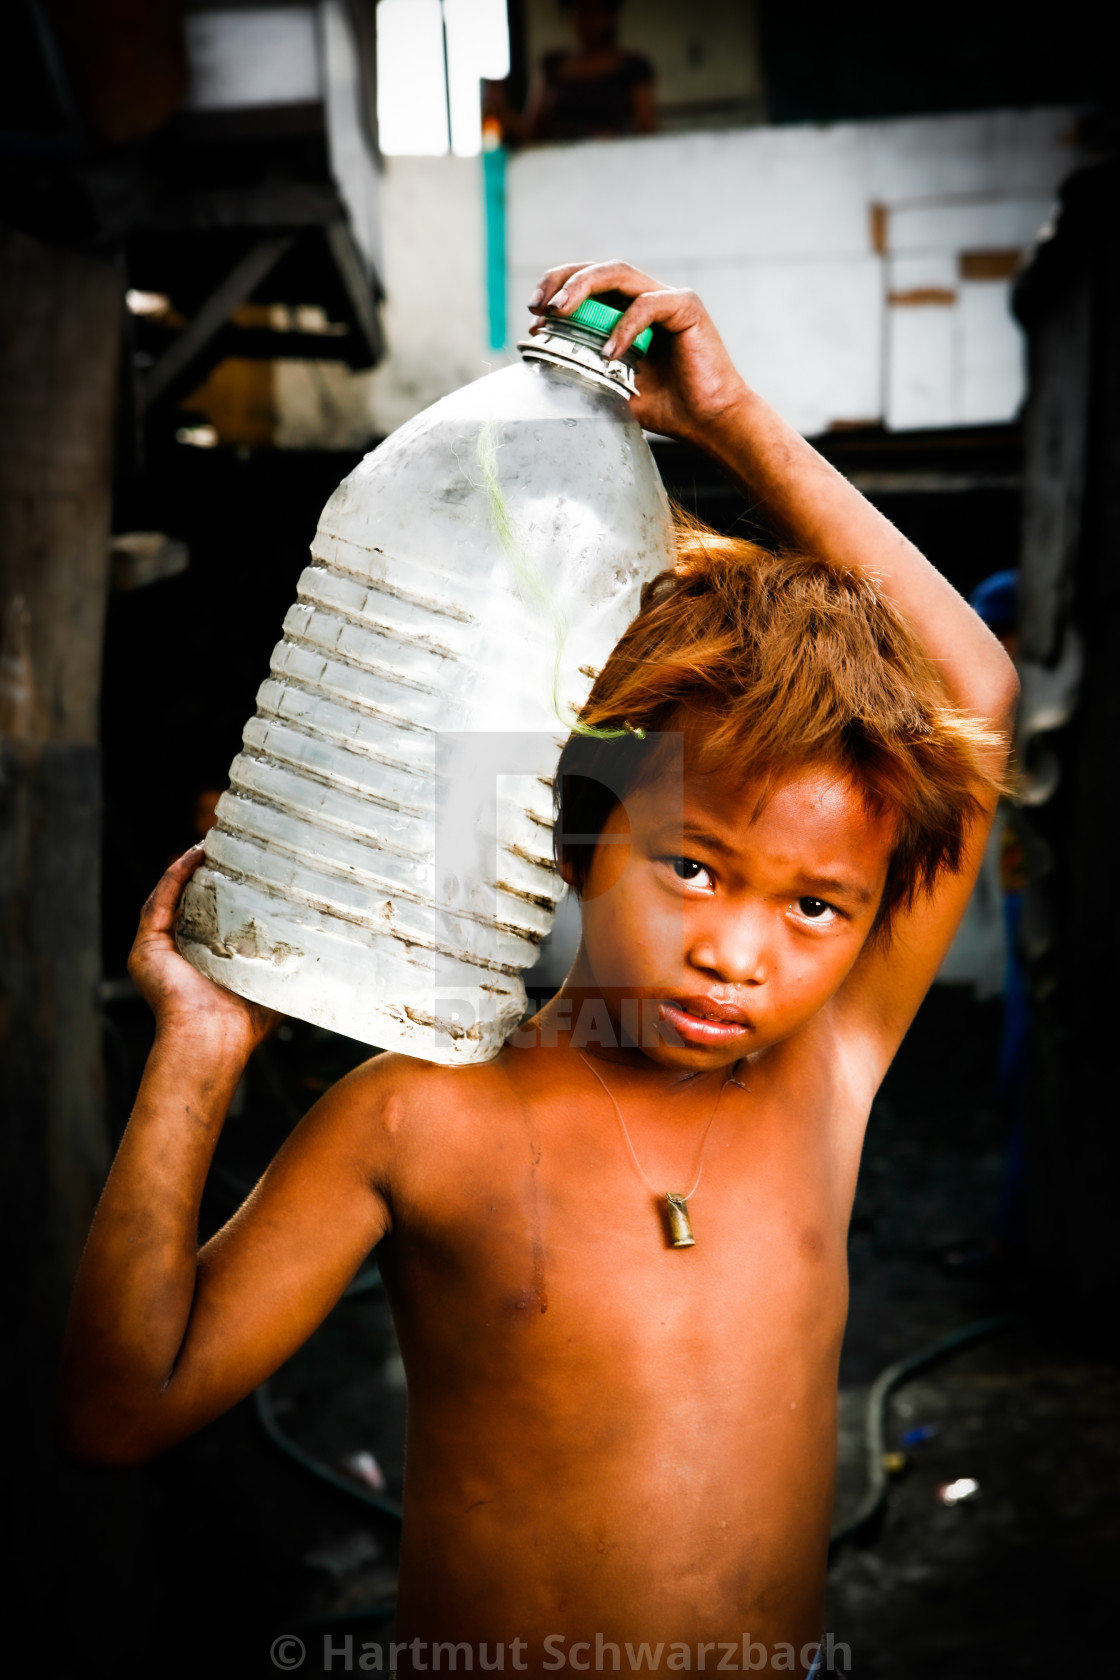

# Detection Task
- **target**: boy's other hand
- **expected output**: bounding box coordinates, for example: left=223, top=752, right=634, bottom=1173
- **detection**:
left=527, top=259, right=748, bottom=443
left=128, top=847, right=280, bottom=1053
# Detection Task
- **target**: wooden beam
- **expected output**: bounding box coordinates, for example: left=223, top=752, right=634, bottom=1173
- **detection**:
left=138, top=233, right=293, bottom=409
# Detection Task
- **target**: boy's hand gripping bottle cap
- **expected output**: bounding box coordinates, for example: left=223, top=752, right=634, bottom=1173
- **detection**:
left=521, top=295, right=651, bottom=399
left=567, top=297, right=654, bottom=356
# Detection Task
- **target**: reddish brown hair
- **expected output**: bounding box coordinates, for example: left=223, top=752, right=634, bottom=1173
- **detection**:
left=555, top=519, right=1008, bottom=941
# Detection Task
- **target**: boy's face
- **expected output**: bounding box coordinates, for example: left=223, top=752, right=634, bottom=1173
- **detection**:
left=570, top=759, right=894, bottom=1072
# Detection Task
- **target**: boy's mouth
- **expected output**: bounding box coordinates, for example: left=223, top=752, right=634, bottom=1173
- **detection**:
left=659, top=998, right=752, bottom=1046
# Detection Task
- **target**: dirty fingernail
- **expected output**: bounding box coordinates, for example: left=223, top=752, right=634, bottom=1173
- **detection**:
left=549, top=287, right=568, bottom=309
left=602, top=337, right=617, bottom=358
left=528, top=286, right=544, bottom=306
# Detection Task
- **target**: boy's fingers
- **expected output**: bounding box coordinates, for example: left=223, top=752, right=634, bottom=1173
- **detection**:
left=600, top=288, right=705, bottom=357
left=559, top=259, right=663, bottom=306
left=528, top=259, right=663, bottom=317
left=138, top=846, right=205, bottom=934
left=527, top=262, right=592, bottom=312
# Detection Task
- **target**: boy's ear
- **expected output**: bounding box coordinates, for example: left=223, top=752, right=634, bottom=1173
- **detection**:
left=557, top=852, right=579, bottom=893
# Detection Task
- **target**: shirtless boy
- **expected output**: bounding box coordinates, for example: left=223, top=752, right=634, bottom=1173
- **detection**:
left=60, top=261, right=1017, bottom=1677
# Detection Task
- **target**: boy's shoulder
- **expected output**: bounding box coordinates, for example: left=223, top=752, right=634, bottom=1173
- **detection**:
left=325, top=1044, right=519, bottom=1141
left=311, top=1044, right=537, bottom=1214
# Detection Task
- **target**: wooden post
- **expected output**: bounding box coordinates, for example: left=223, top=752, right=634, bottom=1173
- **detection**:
left=0, top=225, right=148, bottom=1661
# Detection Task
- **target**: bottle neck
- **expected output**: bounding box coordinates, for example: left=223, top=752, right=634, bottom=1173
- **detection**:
left=517, top=317, right=641, bottom=400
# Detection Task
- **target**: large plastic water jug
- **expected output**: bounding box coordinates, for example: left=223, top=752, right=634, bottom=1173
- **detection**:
left=176, top=300, right=674, bottom=1064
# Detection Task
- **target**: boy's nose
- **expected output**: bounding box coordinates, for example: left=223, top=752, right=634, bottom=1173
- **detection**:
left=687, top=911, right=768, bottom=986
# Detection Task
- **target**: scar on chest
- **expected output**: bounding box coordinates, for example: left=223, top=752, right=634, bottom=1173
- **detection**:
left=506, top=1284, right=549, bottom=1314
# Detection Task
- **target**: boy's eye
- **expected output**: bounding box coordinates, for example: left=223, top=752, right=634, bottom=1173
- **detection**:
left=669, top=857, right=713, bottom=888
left=797, top=896, right=834, bottom=920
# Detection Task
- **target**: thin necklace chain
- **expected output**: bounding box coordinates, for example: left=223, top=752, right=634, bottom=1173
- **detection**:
left=578, top=1052, right=737, bottom=1202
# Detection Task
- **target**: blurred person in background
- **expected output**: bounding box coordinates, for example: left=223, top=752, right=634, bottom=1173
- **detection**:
left=487, top=0, right=657, bottom=143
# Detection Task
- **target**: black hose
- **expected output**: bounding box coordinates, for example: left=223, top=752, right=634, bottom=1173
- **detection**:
left=829, top=1312, right=1023, bottom=1556
left=254, top=1379, right=403, bottom=1524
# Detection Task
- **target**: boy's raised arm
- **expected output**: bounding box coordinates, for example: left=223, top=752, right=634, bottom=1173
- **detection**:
left=59, top=850, right=392, bottom=1467
left=531, top=262, right=1019, bottom=1059
left=530, top=260, right=1019, bottom=735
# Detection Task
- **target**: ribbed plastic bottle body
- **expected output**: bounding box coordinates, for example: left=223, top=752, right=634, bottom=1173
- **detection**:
left=176, top=356, right=674, bottom=1064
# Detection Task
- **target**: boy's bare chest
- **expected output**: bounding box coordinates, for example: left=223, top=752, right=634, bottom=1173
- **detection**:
left=387, top=1052, right=860, bottom=1384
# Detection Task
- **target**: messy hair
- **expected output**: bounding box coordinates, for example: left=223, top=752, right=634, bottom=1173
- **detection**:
left=554, top=517, right=1009, bottom=943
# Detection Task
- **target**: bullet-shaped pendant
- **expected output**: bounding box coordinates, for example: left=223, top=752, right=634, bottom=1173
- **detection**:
left=665, top=1192, right=696, bottom=1248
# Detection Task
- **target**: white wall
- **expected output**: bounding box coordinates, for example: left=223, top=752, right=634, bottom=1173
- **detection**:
left=274, top=108, right=1079, bottom=448
left=362, top=154, right=502, bottom=431
left=506, top=107, right=1078, bottom=435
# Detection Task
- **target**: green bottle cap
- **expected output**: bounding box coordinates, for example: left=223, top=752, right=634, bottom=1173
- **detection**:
left=567, top=297, right=653, bottom=357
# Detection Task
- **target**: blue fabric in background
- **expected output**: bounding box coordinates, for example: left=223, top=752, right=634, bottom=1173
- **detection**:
left=970, top=568, right=1018, bottom=632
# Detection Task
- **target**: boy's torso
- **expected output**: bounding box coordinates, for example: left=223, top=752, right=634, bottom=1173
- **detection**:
left=374, top=1017, right=868, bottom=1671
